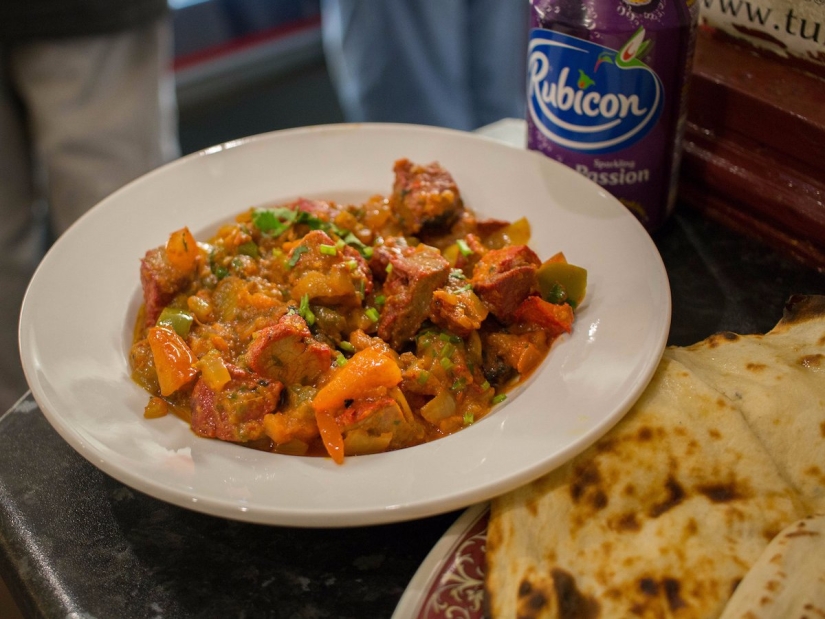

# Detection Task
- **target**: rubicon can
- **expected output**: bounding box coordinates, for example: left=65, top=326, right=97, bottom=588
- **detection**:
left=527, top=0, right=699, bottom=231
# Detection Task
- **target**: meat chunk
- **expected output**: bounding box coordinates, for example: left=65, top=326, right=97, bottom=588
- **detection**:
left=475, top=217, right=511, bottom=237
left=190, top=371, right=282, bottom=442
left=481, top=330, right=549, bottom=385
left=286, top=229, right=337, bottom=275
left=262, top=385, right=319, bottom=447
left=452, top=233, right=486, bottom=274
left=289, top=197, right=338, bottom=221
left=140, top=247, right=192, bottom=326
left=368, top=236, right=408, bottom=284
left=378, top=244, right=451, bottom=349
left=286, top=229, right=373, bottom=305
left=513, top=295, right=574, bottom=337
left=245, top=313, right=333, bottom=385
left=337, top=395, right=425, bottom=452
left=429, top=284, right=489, bottom=338
left=471, top=245, right=540, bottom=321
left=391, top=159, right=463, bottom=235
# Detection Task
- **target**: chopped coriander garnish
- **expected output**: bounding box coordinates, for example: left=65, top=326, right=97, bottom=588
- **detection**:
left=335, top=352, right=347, bottom=367
left=463, top=411, right=474, bottom=425
left=449, top=269, right=466, bottom=280
left=417, top=370, right=430, bottom=384
left=298, top=294, right=316, bottom=326
left=346, top=259, right=358, bottom=271
left=492, top=394, right=507, bottom=404
left=451, top=377, right=466, bottom=391
left=456, top=238, right=473, bottom=257
left=295, top=210, right=326, bottom=230
left=341, top=232, right=373, bottom=259
left=342, top=231, right=363, bottom=248
left=440, top=357, right=454, bottom=371
left=252, top=207, right=295, bottom=236
left=457, top=284, right=473, bottom=293
left=440, top=343, right=455, bottom=359
left=252, top=206, right=332, bottom=237
left=546, top=283, right=567, bottom=305
left=338, top=341, right=355, bottom=353
left=365, top=307, right=380, bottom=322
left=287, top=245, right=309, bottom=268
left=374, top=294, right=386, bottom=306
left=319, top=244, right=337, bottom=256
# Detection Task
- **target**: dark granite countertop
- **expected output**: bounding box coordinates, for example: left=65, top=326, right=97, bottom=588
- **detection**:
left=2, top=204, right=825, bottom=619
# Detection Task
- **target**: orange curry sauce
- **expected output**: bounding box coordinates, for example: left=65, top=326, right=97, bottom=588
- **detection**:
left=130, top=159, right=584, bottom=463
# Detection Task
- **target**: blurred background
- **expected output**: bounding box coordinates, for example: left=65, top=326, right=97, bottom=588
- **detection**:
left=169, top=0, right=343, bottom=154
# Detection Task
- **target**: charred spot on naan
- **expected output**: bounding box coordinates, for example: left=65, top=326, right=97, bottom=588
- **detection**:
left=516, top=569, right=601, bottom=619
left=804, top=464, right=825, bottom=485
left=696, top=481, right=751, bottom=503
left=800, top=353, right=824, bottom=368
left=648, top=476, right=686, bottom=517
left=705, top=331, right=741, bottom=348
left=612, top=512, right=641, bottom=532
left=569, top=461, right=607, bottom=512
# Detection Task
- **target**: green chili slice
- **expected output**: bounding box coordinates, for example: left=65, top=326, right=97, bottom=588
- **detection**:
left=156, top=307, right=194, bottom=338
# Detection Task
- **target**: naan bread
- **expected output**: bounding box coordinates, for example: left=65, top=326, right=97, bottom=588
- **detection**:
left=486, top=295, right=825, bottom=619
left=486, top=357, right=805, bottom=618
left=666, top=294, right=825, bottom=515
left=718, top=515, right=825, bottom=619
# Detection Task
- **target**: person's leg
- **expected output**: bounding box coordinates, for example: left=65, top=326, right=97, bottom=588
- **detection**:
left=321, top=0, right=474, bottom=129
left=11, top=18, right=179, bottom=238
left=0, top=51, right=47, bottom=409
left=469, top=0, right=529, bottom=128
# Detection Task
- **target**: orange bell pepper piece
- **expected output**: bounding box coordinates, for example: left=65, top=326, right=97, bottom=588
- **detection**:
left=147, top=326, right=199, bottom=396
left=165, top=227, right=199, bottom=273
left=312, top=346, right=402, bottom=464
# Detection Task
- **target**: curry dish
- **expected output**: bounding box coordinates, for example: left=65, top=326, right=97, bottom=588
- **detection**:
left=130, top=159, right=586, bottom=463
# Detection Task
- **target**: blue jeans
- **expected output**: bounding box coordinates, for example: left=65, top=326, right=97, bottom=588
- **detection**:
left=321, top=0, right=529, bottom=130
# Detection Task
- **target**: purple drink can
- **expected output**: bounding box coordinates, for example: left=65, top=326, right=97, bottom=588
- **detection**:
left=527, top=0, right=699, bottom=231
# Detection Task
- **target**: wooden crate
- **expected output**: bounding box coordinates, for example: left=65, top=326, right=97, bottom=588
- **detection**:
left=680, top=27, right=825, bottom=270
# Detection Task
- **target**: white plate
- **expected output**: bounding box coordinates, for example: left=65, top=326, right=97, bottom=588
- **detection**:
left=19, top=123, right=670, bottom=527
